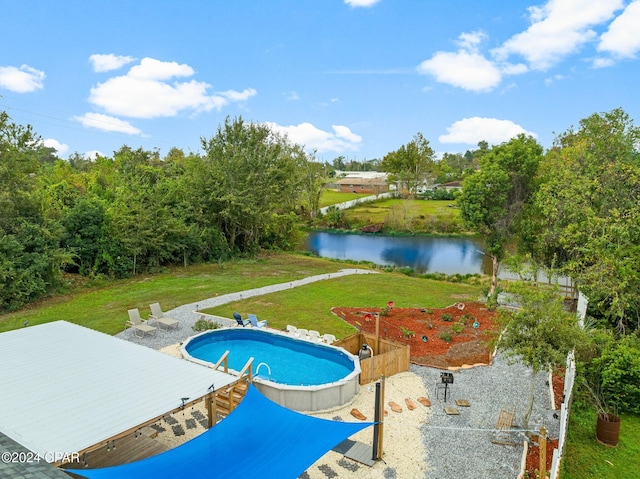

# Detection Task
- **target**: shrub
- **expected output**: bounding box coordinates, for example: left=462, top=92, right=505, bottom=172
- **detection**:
left=441, top=313, right=453, bottom=322
left=451, top=322, right=464, bottom=334
left=192, top=317, right=222, bottom=332
left=440, top=331, right=453, bottom=342
left=460, top=313, right=475, bottom=324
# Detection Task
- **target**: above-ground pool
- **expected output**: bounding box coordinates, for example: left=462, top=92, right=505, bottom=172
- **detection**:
left=181, top=328, right=361, bottom=411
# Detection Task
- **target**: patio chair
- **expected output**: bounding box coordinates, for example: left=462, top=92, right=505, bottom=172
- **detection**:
left=286, top=325, right=298, bottom=336
left=127, top=308, right=156, bottom=338
left=149, top=303, right=179, bottom=331
left=322, top=333, right=337, bottom=344
left=296, top=328, right=309, bottom=339
left=307, top=330, right=321, bottom=342
left=248, top=313, right=267, bottom=328
left=233, top=312, right=250, bottom=327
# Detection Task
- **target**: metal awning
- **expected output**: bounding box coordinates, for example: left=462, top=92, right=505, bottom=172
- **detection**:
left=0, top=321, right=237, bottom=461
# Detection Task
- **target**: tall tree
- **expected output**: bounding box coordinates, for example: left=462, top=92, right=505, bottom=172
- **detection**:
left=524, top=108, right=640, bottom=331
left=381, top=132, right=435, bottom=196
left=457, top=134, right=543, bottom=296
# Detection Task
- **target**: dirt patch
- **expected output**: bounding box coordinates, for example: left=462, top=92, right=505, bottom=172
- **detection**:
left=552, top=368, right=565, bottom=410
left=332, top=302, right=498, bottom=369
left=524, top=435, right=558, bottom=478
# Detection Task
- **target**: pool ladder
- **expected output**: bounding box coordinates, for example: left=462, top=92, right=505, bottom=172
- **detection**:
left=255, top=362, right=272, bottom=379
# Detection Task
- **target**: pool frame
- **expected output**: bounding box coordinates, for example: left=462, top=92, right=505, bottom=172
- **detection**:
left=180, top=328, right=361, bottom=412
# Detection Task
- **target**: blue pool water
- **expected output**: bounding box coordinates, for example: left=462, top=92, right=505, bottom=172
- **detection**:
left=184, top=329, right=355, bottom=386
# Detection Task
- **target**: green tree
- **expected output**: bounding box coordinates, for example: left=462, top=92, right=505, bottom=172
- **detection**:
left=525, top=108, right=640, bottom=331
left=497, top=282, right=583, bottom=429
left=457, top=134, right=543, bottom=296
left=381, top=132, right=435, bottom=196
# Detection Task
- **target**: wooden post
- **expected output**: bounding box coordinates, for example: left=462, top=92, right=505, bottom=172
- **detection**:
left=539, top=426, right=547, bottom=477
left=375, top=313, right=380, bottom=353
left=206, top=392, right=216, bottom=428
left=372, top=375, right=385, bottom=460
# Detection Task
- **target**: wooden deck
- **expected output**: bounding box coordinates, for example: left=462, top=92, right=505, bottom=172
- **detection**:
left=63, top=432, right=168, bottom=470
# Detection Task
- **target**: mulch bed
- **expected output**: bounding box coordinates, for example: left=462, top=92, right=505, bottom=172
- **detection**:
left=331, top=302, right=498, bottom=369
left=524, top=435, right=559, bottom=478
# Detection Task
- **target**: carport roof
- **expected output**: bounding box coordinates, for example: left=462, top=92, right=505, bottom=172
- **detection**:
left=0, top=321, right=236, bottom=460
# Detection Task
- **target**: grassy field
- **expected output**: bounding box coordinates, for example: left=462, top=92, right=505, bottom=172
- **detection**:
left=0, top=253, right=342, bottom=335
left=0, top=252, right=482, bottom=337
left=342, top=198, right=466, bottom=233
left=319, top=189, right=373, bottom=208
left=201, top=272, right=482, bottom=337
left=561, top=405, right=640, bottom=479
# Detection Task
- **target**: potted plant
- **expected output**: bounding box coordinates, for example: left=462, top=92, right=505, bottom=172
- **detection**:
left=583, top=379, right=620, bottom=447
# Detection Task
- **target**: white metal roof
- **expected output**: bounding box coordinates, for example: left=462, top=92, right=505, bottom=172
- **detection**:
left=0, top=321, right=237, bottom=460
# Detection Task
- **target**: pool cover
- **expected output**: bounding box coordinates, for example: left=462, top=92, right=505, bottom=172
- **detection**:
left=66, top=385, right=374, bottom=479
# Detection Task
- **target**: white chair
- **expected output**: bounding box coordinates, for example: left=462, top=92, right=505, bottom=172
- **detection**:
left=307, top=330, right=321, bottom=342
left=296, top=328, right=309, bottom=340
left=248, top=313, right=267, bottom=328
left=322, top=333, right=337, bottom=344
left=149, top=303, right=179, bottom=331
left=126, top=309, right=156, bottom=338
left=286, top=325, right=298, bottom=336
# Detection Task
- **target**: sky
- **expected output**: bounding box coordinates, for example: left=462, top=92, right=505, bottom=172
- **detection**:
left=1, top=0, right=639, bottom=162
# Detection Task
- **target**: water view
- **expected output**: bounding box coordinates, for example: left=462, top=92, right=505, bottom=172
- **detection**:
left=304, top=232, right=489, bottom=275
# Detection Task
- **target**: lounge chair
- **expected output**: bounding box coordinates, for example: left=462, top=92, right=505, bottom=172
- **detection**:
left=307, top=330, right=321, bottom=342
left=248, top=313, right=267, bottom=328
left=296, top=328, right=309, bottom=340
left=322, top=333, right=337, bottom=344
left=149, top=303, right=179, bottom=331
left=234, top=312, right=250, bottom=327
left=286, top=325, right=298, bottom=336
left=127, top=308, right=156, bottom=338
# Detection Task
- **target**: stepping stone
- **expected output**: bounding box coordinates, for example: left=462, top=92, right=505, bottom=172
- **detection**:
left=417, top=397, right=431, bottom=407
left=456, top=399, right=471, bottom=407
left=389, top=401, right=403, bottom=413
left=172, top=424, right=185, bottom=436
left=444, top=407, right=459, bottom=415
left=350, top=408, right=367, bottom=421
left=185, top=418, right=197, bottom=429
left=384, top=409, right=388, bottom=416
left=405, top=398, right=417, bottom=410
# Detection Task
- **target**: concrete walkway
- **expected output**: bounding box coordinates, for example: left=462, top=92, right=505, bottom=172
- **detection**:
left=116, top=268, right=377, bottom=350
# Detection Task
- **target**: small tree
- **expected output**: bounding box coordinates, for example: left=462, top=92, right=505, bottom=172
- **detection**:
left=496, top=281, right=583, bottom=430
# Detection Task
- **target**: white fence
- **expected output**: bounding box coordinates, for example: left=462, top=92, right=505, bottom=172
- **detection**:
left=318, top=192, right=395, bottom=215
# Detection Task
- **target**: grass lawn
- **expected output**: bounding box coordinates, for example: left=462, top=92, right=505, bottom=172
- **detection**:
left=0, top=253, right=344, bottom=335
left=561, top=405, right=640, bottom=479
left=319, top=189, right=373, bottom=208
left=343, top=198, right=465, bottom=232
left=201, top=271, right=482, bottom=338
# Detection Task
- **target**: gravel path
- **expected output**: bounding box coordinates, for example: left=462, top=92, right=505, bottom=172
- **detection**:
left=115, top=268, right=377, bottom=350
left=411, top=355, right=559, bottom=479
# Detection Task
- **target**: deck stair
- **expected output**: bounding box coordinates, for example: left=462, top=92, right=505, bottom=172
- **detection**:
left=214, top=379, right=249, bottom=417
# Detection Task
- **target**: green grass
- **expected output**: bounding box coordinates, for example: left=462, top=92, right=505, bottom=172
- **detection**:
left=0, top=253, right=344, bottom=335
left=561, top=404, right=640, bottom=479
left=319, top=189, right=373, bottom=208
left=201, top=272, right=481, bottom=338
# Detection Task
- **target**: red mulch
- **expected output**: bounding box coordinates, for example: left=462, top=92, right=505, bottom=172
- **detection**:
left=524, top=435, right=558, bottom=478
left=552, top=368, right=565, bottom=410
left=331, top=302, right=499, bottom=369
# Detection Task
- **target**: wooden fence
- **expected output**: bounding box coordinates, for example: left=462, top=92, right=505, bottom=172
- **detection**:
left=333, top=332, right=410, bottom=385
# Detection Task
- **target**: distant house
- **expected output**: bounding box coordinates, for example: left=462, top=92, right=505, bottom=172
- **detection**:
left=435, top=180, right=462, bottom=193
left=335, top=174, right=389, bottom=194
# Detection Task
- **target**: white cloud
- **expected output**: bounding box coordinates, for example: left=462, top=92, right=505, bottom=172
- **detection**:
left=85, top=150, right=104, bottom=160
left=74, top=113, right=141, bottom=134
left=417, top=50, right=502, bottom=92
left=43, top=138, right=69, bottom=155
left=265, top=122, right=362, bottom=153
left=544, top=74, right=566, bottom=85
left=344, top=0, right=380, bottom=7
left=0, top=65, right=45, bottom=93
left=492, top=0, right=624, bottom=70
left=284, top=91, right=300, bottom=101
left=89, top=54, right=136, bottom=72
left=439, top=117, right=536, bottom=145
left=88, top=57, right=255, bottom=118
left=598, top=0, right=640, bottom=59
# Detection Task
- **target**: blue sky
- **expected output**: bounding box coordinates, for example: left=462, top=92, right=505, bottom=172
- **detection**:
left=1, top=0, right=639, bottom=162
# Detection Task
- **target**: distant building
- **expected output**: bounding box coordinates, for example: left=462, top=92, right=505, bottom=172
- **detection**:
left=435, top=180, right=462, bottom=192
left=335, top=173, right=389, bottom=194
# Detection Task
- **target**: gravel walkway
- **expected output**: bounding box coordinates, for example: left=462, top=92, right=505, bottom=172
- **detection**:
left=411, top=355, right=559, bottom=479
left=115, top=268, right=377, bottom=350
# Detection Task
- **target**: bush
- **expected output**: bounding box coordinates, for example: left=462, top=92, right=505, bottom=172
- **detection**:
left=441, top=313, right=453, bottom=322
left=192, top=317, right=222, bottom=332
left=440, top=331, right=453, bottom=342
left=451, top=322, right=464, bottom=334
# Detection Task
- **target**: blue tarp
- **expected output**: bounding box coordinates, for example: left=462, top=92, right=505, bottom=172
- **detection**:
left=66, top=385, right=373, bottom=479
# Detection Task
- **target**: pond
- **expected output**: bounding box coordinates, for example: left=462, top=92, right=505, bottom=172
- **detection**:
left=304, top=232, right=490, bottom=275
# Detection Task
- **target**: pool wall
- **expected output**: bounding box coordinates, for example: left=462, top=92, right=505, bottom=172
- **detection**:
left=180, top=328, right=361, bottom=412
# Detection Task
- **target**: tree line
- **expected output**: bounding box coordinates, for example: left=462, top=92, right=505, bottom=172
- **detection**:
left=0, top=115, right=325, bottom=312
